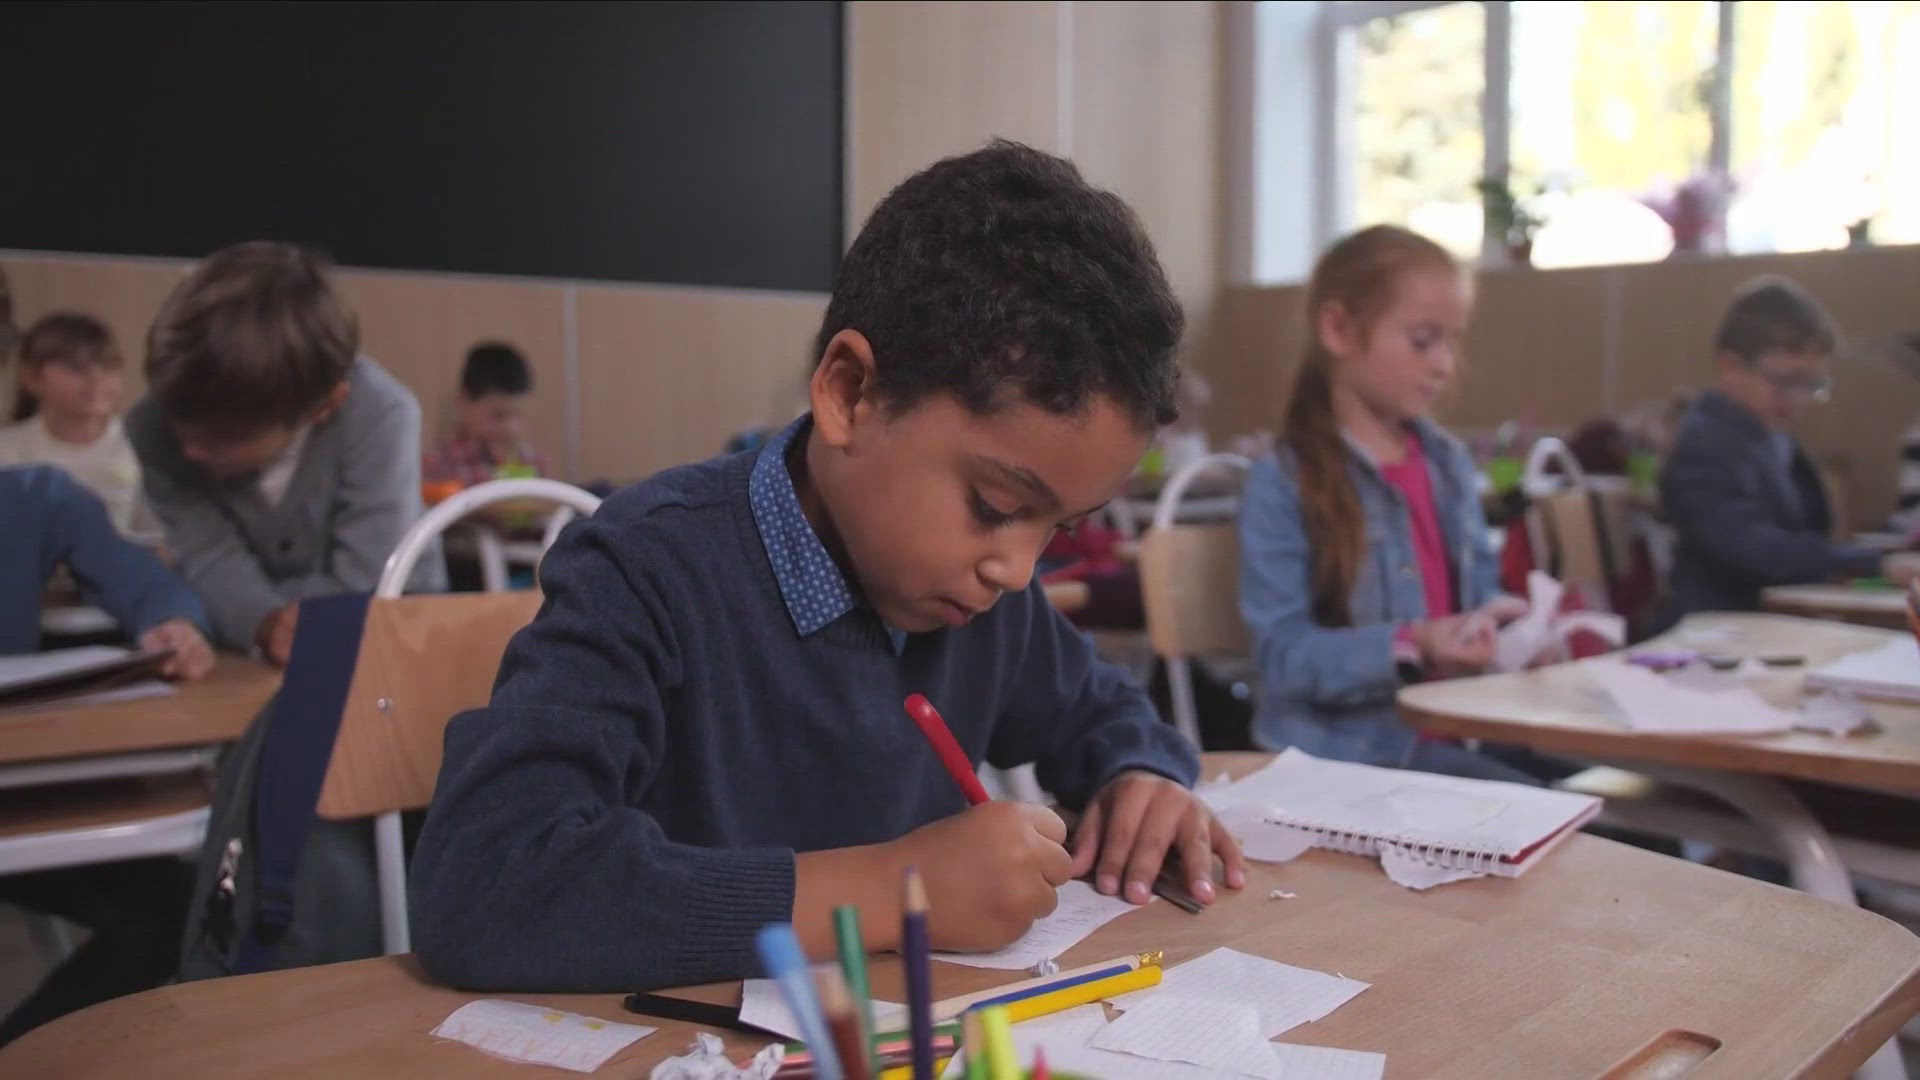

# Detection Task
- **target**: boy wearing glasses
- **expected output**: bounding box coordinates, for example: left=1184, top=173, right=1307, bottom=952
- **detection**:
left=1657, top=276, right=1910, bottom=626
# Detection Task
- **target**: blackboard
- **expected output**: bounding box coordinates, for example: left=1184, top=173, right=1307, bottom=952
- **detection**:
left=2, top=1, right=843, bottom=291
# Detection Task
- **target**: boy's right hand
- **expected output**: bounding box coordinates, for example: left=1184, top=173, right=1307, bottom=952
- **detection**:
left=885, top=801, right=1073, bottom=952
left=256, top=603, right=300, bottom=668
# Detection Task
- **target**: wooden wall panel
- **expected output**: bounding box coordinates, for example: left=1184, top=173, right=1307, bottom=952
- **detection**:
left=1, top=255, right=189, bottom=405
left=572, top=285, right=827, bottom=485
left=844, top=1, right=1064, bottom=236
left=1447, top=264, right=1615, bottom=429
left=334, top=272, right=569, bottom=475
left=1068, top=1, right=1223, bottom=321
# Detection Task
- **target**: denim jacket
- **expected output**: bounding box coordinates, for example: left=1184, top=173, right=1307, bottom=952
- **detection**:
left=1236, top=419, right=1497, bottom=765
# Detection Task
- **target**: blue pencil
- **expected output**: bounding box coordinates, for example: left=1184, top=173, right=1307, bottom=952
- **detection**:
left=902, top=866, right=935, bottom=1080
left=965, top=960, right=1136, bottom=1012
left=756, top=924, right=843, bottom=1080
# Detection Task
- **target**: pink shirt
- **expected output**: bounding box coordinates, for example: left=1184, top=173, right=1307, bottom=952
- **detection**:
left=1380, top=432, right=1455, bottom=619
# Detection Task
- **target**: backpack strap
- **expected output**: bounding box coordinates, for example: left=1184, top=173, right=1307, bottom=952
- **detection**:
left=236, top=592, right=371, bottom=974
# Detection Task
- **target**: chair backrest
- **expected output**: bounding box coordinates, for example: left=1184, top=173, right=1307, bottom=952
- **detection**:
left=1138, top=454, right=1253, bottom=661
left=316, top=590, right=542, bottom=820
left=319, top=479, right=602, bottom=820
left=380, top=477, right=604, bottom=598
left=1530, top=483, right=1637, bottom=600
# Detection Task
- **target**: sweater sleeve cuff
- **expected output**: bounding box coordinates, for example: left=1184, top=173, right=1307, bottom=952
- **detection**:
left=670, top=845, right=795, bottom=980
left=1837, top=546, right=1887, bottom=580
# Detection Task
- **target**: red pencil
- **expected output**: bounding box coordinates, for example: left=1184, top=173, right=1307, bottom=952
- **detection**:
left=904, top=693, right=990, bottom=805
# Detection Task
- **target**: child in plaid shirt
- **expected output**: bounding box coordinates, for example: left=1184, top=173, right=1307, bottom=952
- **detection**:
left=424, top=342, right=550, bottom=485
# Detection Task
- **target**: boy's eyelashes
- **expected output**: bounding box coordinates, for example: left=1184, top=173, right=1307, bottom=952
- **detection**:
left=968, top=488, right=1020, bottom=528
left=967, top=489, right=1097, bottom=537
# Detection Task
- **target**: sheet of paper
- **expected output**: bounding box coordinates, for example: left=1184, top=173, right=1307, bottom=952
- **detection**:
left=1109, top=947, right=1369, bottom=1038
left=1378, top=844, right=1487, bottom=890
left=1268, top=1042, right=1388, bottom=1080
left=1089, top=994, right=1287, bottom=1079
left=1587, top=660, right=1795, bottom=735
left=28, top=680, right=174, bottom=709
left=432, top=999, right=653, bottom=1073
left=1805, top=636, right=1920, bottom=703
left=738, top=978, right=903, bottom=1041
left=650, top=1032, right=785, bottom=1080
left=0, top=645, right=133, bottom=691
left=933, top=880, right=1144, bottom=969
left=1213, top=803, right=1317, bottom=863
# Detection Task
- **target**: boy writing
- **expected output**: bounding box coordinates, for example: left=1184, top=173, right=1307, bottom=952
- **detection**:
left=126, top=241, right=443, bottom=666
left=423, top=341, right=549, bottom=485
left=411, top=142, right=1246, bottom=992
left=1659, top=276, right=1911, bottom=625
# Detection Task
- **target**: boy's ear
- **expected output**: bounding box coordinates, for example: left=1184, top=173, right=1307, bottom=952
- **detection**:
left=309, top=381, right=352, bottom=426
left=810, top=329, right=878, bottom=450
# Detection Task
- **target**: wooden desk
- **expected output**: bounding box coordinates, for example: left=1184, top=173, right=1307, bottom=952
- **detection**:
left=1764, top=583, right=1909, bottom=630
left=5, top=753, right=1917, bottom=1079
left=0, top=656, right=279, bottom=768
left=1399, top=613, right=1920, bottom=795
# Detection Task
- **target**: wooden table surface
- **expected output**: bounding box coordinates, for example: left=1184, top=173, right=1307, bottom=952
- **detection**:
left=1401, top=613, right=1920, bottom=795
left=5, top=752, right=1917, bottom=1079
left=1763, top=583, right=1909, bottom=629
left=0, top=656, right=280, bottom=767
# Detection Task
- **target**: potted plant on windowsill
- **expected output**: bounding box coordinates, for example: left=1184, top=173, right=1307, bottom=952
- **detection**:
left=1477, top=176, right=1545, bottom=267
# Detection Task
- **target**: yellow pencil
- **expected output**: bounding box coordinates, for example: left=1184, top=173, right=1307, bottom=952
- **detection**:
left=977, top=1006, right=1019, bottom=1080
left=1001, top=965, right=1161, bottom=1025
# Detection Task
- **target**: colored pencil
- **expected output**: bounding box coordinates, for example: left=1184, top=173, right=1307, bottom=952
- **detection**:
left=1001, top=964, right=1160, bottom=1024
left=977, top=1005, right=1018, bottom=1080
left=773, top=1039, right=957, bottom=1079
left=903, top=867, right=936, bottom=1080
left=904, top=693, right=991, bottom=804
left=953, top=954, right=1151, bottom=1016
left=1030, top=1047, right=1051, bottom=1080
left=833, top=905, right=877, bottom=1075
left=962, top=1009, right=988, bottom=1080
left=756, top=925, right=842, bottom=1080
left=818, top=966, right=873, bottom=1080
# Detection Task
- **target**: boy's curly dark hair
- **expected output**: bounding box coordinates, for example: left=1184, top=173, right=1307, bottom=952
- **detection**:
left=816, top=139, right=1183, bottom=430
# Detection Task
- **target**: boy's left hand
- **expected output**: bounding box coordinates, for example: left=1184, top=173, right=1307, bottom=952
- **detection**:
left=1070, top=770, right=1246, bottom=906
left=139, top=617, right=216, bottom=682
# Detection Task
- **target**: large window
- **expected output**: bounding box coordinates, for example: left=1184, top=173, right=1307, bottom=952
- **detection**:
left=1322, top=0, right=1920, bottom=269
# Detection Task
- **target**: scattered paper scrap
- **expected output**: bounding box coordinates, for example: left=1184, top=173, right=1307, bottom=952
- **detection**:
left=934, top=880, right=1144, bottom=969
left=1090, top=994, right=1288, bottom=1078
left=1109, top=947, right=1369, bottom=1039
left=432, top=999, right=653, bottom=1073
left=650, top=1032, right=784, bottom=1080
left=1268, top=890, right=1298, bottom=900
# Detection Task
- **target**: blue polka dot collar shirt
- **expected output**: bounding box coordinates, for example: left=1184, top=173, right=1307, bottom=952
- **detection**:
left=748, top=415, right=907, bottom=655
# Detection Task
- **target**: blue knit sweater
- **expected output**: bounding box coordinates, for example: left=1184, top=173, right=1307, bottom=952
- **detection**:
left=410, top=442, right=1196, bottom=992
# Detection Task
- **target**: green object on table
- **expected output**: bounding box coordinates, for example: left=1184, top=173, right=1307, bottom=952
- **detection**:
left=1484, top=455, right=1523, bottom=494
left=1628, top=451, right=1658, bottom=492
left=1850, top=576, right=1894, bottom=591
left=833, top=905, right=877, bottom=1075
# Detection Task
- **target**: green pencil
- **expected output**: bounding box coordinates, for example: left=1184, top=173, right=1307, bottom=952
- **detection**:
left=834, top=905, right=877, bottom=1075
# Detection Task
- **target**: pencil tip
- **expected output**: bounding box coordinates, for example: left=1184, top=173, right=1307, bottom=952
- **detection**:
left=904, top=865, right=928, bottom=911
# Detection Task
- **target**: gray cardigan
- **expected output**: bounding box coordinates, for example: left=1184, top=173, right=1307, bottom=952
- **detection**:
left=128, top=356, right=445, bottom=650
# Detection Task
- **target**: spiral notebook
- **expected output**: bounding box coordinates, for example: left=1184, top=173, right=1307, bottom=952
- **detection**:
left=1203, top=749, right=1600, bottom=877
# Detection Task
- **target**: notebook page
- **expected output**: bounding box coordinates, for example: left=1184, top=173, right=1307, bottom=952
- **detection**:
left=1108, top=947, right=1369, bottom=1038
left=1211, top=749, right=1596, bottom=859
left=933, top=880, right=1143, bottom=969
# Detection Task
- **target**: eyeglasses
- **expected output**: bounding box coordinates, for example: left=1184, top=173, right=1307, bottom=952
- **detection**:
left=1756, top=368, right=1833, bottom=403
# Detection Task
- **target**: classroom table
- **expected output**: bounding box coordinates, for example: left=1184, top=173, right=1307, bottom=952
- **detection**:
left=0, top=655, right=279, bottom=789
left=1764, top=583, right=1910, bottom=630
left=4, top=752, right=1917, bottom=1079
left=1400, top=613, right=1920, bottom=1078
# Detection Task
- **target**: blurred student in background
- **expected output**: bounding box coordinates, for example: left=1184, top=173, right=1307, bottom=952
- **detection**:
left=423, top=341, right=548, bottom=486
